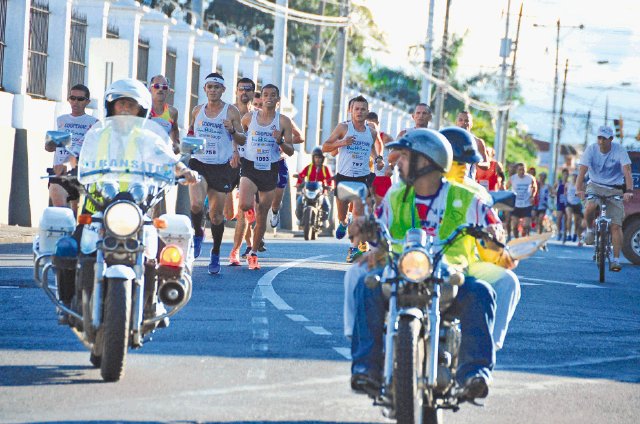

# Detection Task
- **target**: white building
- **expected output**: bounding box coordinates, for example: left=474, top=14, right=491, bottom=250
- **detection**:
left=0, top=0, right=412, bottom=227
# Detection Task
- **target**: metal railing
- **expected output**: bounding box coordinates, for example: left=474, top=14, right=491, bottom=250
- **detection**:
left=165, top=46, right=176, bottom=105
left=190, top=57, right=200, bottom=120
left=68, top=9, right=87, bottom=92
left=137, top=36, right=149, bottom=85
left=0, top=0, right=7, bottom=89
left=27, top=0, right=49, bottom=98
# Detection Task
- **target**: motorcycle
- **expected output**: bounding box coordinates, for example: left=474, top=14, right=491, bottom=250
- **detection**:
left=33, top=116, right=204, bottom=382
left=300, top=180, right=326, bottom=241
left=337, top=181, right=509, bottom=424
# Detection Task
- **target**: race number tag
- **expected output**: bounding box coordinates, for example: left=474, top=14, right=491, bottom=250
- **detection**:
left=254, top=149, right=271, bottom=170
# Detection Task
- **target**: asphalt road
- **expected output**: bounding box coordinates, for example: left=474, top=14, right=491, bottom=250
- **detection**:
left=1, top=234, right=639, bottom=423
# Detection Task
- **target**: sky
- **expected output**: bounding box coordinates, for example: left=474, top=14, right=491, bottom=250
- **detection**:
left=360, top=0, right=640, bottom=147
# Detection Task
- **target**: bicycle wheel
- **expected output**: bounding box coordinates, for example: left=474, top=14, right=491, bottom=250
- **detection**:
left=597, top=223, right=607, bottom=283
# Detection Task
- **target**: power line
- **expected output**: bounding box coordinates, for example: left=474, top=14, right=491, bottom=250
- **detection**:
left=233, top=0, right=351, bottom=27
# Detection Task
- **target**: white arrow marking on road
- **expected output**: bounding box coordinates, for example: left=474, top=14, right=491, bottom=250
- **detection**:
left=520, top=282, right=542, bottom=286
left=333, top=347, right=351, bottom=360
left=286, top=314, right=309, bottom=322
left=305, top=326, right=332, bottom=336
left=499, top=353, right=640, bottom=370
left=253, top=254, right=329, bottom=311
left=520, top=277, right=607, bottom=289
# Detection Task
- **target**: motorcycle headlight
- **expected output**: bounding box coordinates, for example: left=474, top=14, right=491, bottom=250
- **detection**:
left=398, top=249, right=432, bottom=283
left=128, top=182, right=148, bottom=204
left=104, top=201, right=142, bottom=237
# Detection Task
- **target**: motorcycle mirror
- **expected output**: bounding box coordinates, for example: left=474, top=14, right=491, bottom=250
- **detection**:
left=180, top=137, right=206, bottom=155
left=336, top=181, right=368, bottom=204
left=489, top=190, right=516, bottom=212
left=45, top=130, right=72, bottom=152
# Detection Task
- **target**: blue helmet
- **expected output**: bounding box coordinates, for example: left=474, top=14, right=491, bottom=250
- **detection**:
left=439, top=127, right=482, bottom=164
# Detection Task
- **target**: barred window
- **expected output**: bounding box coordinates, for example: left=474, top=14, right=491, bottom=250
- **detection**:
left=27, top=0, right=49, bottom=98
left=67, top=9, right=87, bottom=93
left=165, top=47, right=177, bottom=106
left=190, top=57, right=200, bottom=121
left=137, top=36, right=149, bottom=85
left=0, top=0, right=7, bottom=89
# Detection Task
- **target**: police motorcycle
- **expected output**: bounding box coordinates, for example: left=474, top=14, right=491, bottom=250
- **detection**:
left=33, top=116, right=204, bottom=382
left=337, top=181, right=511, bottom=424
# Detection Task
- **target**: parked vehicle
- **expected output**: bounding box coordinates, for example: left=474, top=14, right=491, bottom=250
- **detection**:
left=622, top=150, right=640, bottom=264
left=33, top=117, right=203, bottom=381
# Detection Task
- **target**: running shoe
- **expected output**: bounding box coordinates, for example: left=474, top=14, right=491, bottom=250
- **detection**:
left=358, top=241, right=369, bottom=253
left=258, top=240, right=267, bottom=252
left=336, top=221, right=348, bottom=240
left=245, top=208, right=256, bottom=225
left=270, top=209, right=280, bottom=228
left=346, top=246, right=362, bottom=263
left=208, top=251, right=221, bottom=275
left=193, top=235, right=204, bottom=258
left=248, top=254, right=260, bottom=270
left=241, top=246, right=252, bottom=259
left=610, top=260, right=622, bottom=272
left=228, top=248, right=241, bottom=266
left=572, top=234, right=578, bottom=243
left=583, top=229, right=595, bottom=246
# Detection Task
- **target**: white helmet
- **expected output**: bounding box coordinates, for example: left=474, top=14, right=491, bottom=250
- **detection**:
left=104, top=78, right=152, bottom=118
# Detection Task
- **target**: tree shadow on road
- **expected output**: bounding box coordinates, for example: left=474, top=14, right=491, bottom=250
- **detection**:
left=0, top=364, right=102, bottom=386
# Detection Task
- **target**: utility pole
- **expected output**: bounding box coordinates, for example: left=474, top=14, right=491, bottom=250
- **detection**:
left=272, top=0, right=289, bottom=93
left=420, top=0, right=436, bottom=106
left=311, top=0, right=326, bottom=71
left=433, top=0, right=452, bottom=130
left=604, top=95, right=609, bottom=124
left=584, top=110, right=591, bottom=147
left=191, top=0, right=203, bottom=28
left=330, top=0, right=350, bottom=128
left=552, top=58, right=569, bottom=183
left=548, top=19, right=561, bottom=180
left=494, top=0, right=512, bottom=165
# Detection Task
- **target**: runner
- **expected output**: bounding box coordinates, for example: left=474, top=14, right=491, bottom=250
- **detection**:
left=148, top=75, right=180, bottom=153
left=507, top=162, right=537, bottom=238
left=252, top=91, right=263, bottom=109
left=187, top=72, right=245, bottom=275
left=553, top=168, right=570, bottom=242
left=456, top=111, right=490, bottom=179
left=366, top=111, right=394, bottom=206
left=238, top=83, right=295, bottom=270
left=535, top=172, right=551, bottom=236
left=475, top=147, right=506, bottom=191
left=396, top=103, right=431, bottom=138
left=46, top=84, right=98, bottom=215
left=565, top=172, right=584, bottom=245
left=322, top=95, right=378, bottom=263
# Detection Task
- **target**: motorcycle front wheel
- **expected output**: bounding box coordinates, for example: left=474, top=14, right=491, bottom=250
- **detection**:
left=395, top=317, right=440, bottom=424
left=100, top=278, right=131, bottom=382
left=303, top=207, right=316, bottom=241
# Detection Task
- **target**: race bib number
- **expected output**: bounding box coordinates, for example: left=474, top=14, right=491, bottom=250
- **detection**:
left=254, top=154, right=271, bottom=171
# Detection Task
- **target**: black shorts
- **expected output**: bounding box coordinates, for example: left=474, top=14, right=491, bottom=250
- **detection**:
left=240, top=158, right=279, bottom=192
left=567, top=203, right=583, bottom=216
left=230, top=165, right=241, bottom=190
left=188, top=159, right=234, bottom=193
left=334, top=173, right=371, bottom=196
left=276, top=159, right=289, bottom=189
left=47, top=168, right=80, bottom=202
left=512, top=206, right=533, bottom=218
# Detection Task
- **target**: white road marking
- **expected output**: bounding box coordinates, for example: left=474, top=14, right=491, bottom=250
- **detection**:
left=305, top=326, right=332, bottom=336
left=520, top=282, right=542, bottom=286
left=0, top=286, right=20, bottom=289
left=333, top=347, right=351, bottom=360
left=286, top=314, right=309, bottom=322
left=499, top=353, right=640, bottom=370
left=520, top=277, right=607, bottom=289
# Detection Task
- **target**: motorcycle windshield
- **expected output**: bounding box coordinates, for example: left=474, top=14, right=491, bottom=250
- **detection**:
left=78, top=116, right=178, bottom=185
left=305, top=181, right=321, bottom=191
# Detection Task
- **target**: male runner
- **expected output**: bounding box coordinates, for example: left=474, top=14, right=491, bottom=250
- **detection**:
left=148, top=75, right=180, bottom=153
left=507, top=163, right=537, bottom=238
left=366, top=112, right=394, bottom=206
left=396, top=103, right=431, bottom=138
left=322, top=95, right=378, bottom=263
left=456, top=111, right=490, bottom=178
left=47, top=84, right=98, bottom=214
left=238, top=84, right=295, bottom=270
left=188, top=73, right=245, bottom=275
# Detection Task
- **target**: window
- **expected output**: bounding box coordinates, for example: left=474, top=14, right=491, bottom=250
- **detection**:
left=67, top=9, right=87, bottom=92
left=106, top=23, right=119, bottom=39
left=190, top=57, right=200, bottom=121
left=137, top=36, right=149, bottom=85
left=165, top=47, right=177, bottom=105
left=0, top=0, right=7, bottom=89
left=27, top=0, right=49, bottom=98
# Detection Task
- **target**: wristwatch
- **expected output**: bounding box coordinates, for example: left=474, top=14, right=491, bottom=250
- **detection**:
left=276, top=138, right=284, bottom=145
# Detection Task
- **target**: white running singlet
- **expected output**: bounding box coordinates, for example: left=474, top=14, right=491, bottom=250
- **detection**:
left=192, top=103, right=234, bottom=165
left=336, top=120, right=374, bottom=178
left=244, top=110, right=281, bottom=170
left=55, top=114, right=98, bottom=165
left=509, top=174, right=535, bottom=208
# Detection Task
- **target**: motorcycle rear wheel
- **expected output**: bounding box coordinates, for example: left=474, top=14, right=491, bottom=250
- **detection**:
left=100, top=278, right=131, bottom=382
left=395, top=317, right=437, bottom=424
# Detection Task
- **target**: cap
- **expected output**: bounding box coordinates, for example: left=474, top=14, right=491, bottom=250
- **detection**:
left=597, top=125, right=614, bottom=139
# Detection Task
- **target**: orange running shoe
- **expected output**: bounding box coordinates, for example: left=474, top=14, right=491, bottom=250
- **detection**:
left=245, top=208, right=256, bottom=225
left=247, top=254, right=260, bottom=270
left=228, top=248, right=241, bottom=266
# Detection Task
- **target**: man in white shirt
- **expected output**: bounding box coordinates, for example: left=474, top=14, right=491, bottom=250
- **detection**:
left=507, top=162, right=537, bottom=238
left=576, top=125, right=633, bottom=271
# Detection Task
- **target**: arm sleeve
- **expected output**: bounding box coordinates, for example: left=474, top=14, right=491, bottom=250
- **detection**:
left=578, top=145, right=592, bottom=167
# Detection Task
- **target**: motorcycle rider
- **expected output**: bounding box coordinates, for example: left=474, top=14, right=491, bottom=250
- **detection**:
left=441, top=127, right=521, bottom=351
left=295, top=147, right=333, bottom=226
left=345, top=128, right=497, bottom=401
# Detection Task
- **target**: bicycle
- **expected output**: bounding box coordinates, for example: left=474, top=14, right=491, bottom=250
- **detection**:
left=587, top=193, right=622, bottom=283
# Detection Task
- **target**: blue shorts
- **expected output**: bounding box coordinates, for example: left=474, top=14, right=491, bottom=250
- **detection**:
left=276, top=159, right=288, bottom=189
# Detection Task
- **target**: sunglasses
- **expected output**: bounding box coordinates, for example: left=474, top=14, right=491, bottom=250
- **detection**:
left=152, top=83, right=169, bottom=90
left=237, top=86, right=254, bottom=92
left=68, top=96, right=88, bottom=101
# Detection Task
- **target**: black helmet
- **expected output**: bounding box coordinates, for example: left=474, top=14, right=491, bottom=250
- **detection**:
left=312, top=147, right=325, bottom=163
left=439, top=127, right=482, bottom=164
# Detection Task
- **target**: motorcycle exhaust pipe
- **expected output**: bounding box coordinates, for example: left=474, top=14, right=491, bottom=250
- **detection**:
left=158, top=280, right=186, bottom=307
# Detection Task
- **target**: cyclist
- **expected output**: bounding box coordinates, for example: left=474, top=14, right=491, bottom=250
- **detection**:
left=295, top=147, right=333, bottom=225
left=576, top=125, right=633, bottom=271
left=346, top=128, right=497, bottom=400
